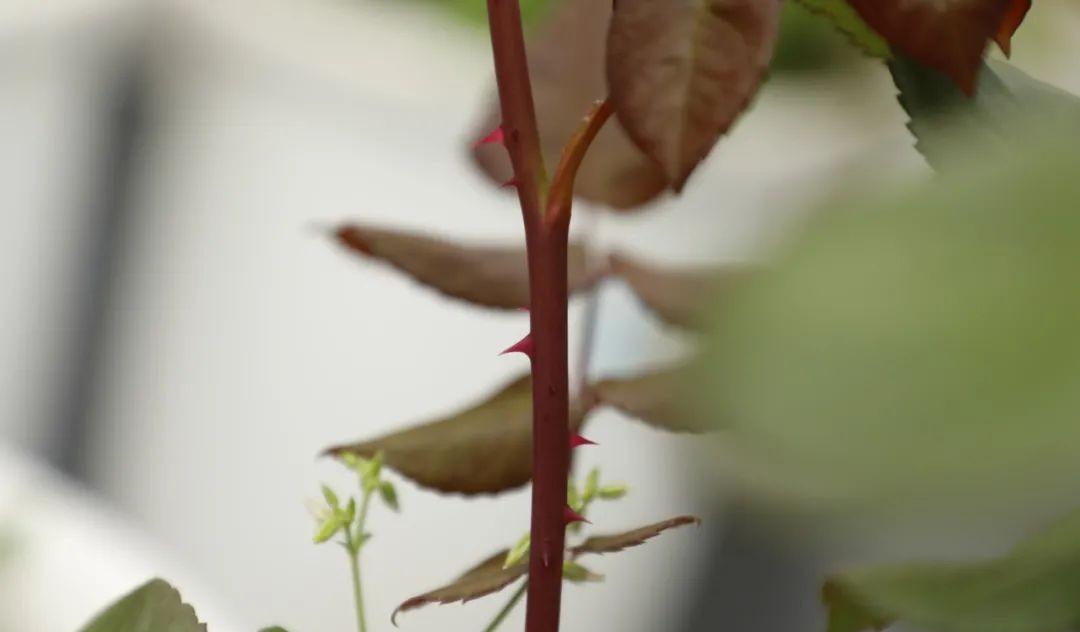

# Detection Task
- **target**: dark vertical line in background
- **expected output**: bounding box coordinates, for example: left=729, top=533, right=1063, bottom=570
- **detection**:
left=679, top=503, right=825, bottom=632
left=49, top=52, right=146, bottom=481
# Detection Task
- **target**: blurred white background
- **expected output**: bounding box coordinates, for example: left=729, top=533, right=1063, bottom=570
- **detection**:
left=0, top=0, right=1076, bottom=631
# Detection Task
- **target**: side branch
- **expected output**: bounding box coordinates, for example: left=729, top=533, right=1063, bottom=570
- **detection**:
left=546, top=99, right=614, bottom=230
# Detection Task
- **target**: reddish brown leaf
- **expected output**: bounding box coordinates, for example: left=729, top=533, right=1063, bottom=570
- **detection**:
left=334, top=224, right=603, bottom=309
left=569, top=516, right=701, bottom=557
left=611, top=253, right=750, bottom=331
left=592, top=364, right=708, bottom=433
left=325, top=374, right=590, bottom=495
left=994, top=0, right=1031, bottom=57
left=471, top=0, right=669, bottom=210
left=392, top=550, right=527, bottom=624
left=845, top=0, right=1012, bottom=94
left=606, top=0, right=782, bottom=190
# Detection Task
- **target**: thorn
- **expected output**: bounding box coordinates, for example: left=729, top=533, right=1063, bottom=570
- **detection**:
left=564, top=506, right=590, bottom=525
left=570, top=434, right=596, bottom=449
left=500, top=333, right=534, bottom=358
left=542, top=547, right=550, bottom=568
left=501, top=177, right=520, bottom=189
left=473, top=125, right=506, bottom=148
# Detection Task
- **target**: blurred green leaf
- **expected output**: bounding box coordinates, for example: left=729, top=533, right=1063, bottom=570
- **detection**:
left=320, top=484, right=339, bottom=510
left=582, top=468, right=600, bottom=504
left=698, top=133, right=1080, bottom=519
left=326, top=374, right=589, bottom=495
left=890, top=58, right=1080, bottom=171
left=561, top=561, right=603, bottom=583
left=79, top=579, right=206, bottom=632
left=378, top=481, right=399, bottom=512
left=567, top=480, right=582, bottom=513
left=790, top=0, right=890, bottom=59
left=313, top=515, right=345, bottom=544
left=504, top=533, right=531, bottom=569
left=597, top=484, right=628, bottom=501
left=823, top=511, right=1080, bottom=632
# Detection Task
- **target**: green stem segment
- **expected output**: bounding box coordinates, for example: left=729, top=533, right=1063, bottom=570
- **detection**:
left=483, top=581, right=529, bottom=632
left=346, top=490, right=374, bottom=632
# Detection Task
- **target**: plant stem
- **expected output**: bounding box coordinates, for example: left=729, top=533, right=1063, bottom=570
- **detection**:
left=483, top=581, right=529, bottom=632
left=346, top=490, right=374, bottom=632
left=485, top=2, right=569, bottom=632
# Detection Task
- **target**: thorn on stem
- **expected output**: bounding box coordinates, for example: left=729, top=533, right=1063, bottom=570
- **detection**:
left=473, top=125, right=506, bottom=148
left=501, top=177, right=520, bottom=189
left=570, top=434, right=596, bottom=449
left=563, top=506, right=590, bottom=525
left=500, top=333, right=534, bottom=358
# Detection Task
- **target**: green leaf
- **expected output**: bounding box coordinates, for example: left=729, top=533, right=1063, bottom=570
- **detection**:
left=79, top=579, right=207, bottom=632
left=823, top=511, right=1080, bottom=632
left=569, top=516, right=700, bottom=557
left=393, top=549, right=528, bottom=624
left=504, top=533, right=531, bottom=569
left=597, top=484, right=628, bottom=501
left=606, top=0, right=782, bottom=190
left=791, top=0, right=890, bottom=58
left=320, top=484, right=339, bottom=510
left=313, top=515, right=344, bottom=544
left=890, top=57, right=1080, bottom=171
left=567, top=480, right=582, bottom=513
left=344, top=497, right=356, bottom=523
left=334, top=224, right=603, bottom=310
left=697, top=133, right=1080, bottom=518
left=582, top=468, right=600, bottom=504
left=326, top=374, right=590, bottom=495
left=378, top=481, right=399, bottom=512
left=562, top=561, right=603, bottom=583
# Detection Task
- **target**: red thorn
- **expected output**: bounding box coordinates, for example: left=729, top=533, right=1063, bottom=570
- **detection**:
left=473, top=125, right=506, bottom=148
left=500, top=333, right=534, bottom=358
left=563, top=506, right=590, bottom=525
left=501, top=177, right=520, bottom=189
left=570, top=434, right=596, bottom=449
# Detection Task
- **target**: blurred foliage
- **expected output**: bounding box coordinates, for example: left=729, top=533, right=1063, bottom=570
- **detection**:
left=789, top=0, right=890, bottom=59
left=79, top=579, right=206, bottom=632
left=772, top=1, right=870, bottom=74
left=695, top=130, right=1080, bottom=522
left=824, top=510, right=1080, bottom=632
left=410, top=0, right=864, bottom=75
left=892, top=57, right=1080, bottom=171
